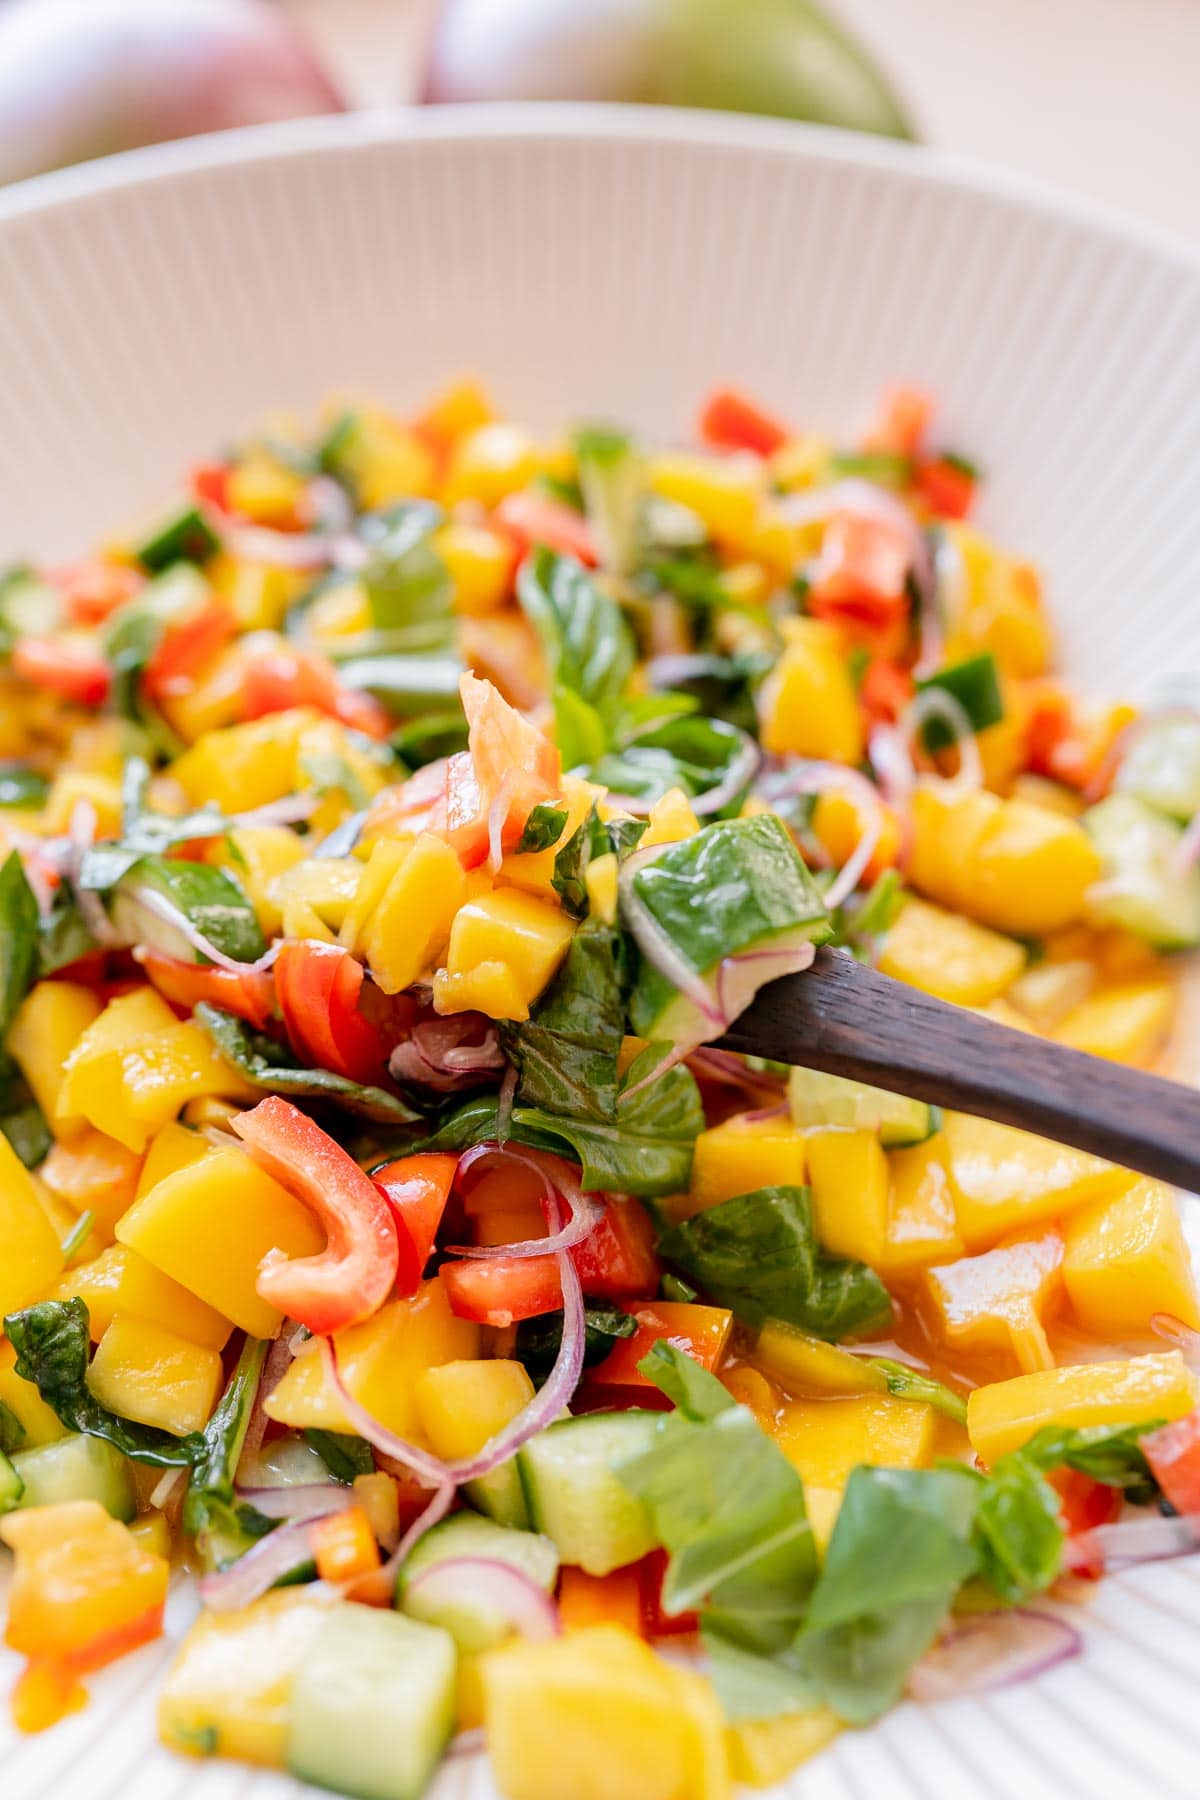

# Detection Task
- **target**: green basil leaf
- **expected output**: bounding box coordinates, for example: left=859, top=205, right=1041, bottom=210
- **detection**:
left=0, top=851, right=38, bottom=1039
left=196, top=1005, right=420, bottom=1125
left=637, top=1340, right=733, bottom=1421
left=0, top=764, right=49, bottom=810
left=112, top=856, right=265, bottom=965
left=0, top=1399, right=25, bottom=1456
left=182, top=1336, right=277, bottom=1569
left=517, top=547, right=635, bottom=718
left=503, top=921, right=627, bottom=1119
left=305, top=1429, right=375, bottom=1484
left=513, top=802, right=570, bottom=856
left=360, top=502, right=454, bottom=650
left=514, top=1306, right=637, bottom=1386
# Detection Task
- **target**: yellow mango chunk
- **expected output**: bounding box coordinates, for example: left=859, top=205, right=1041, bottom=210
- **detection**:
left=432, top=961, right=532, bottom=1021
left=501, top=777, right=599, bottom=899
left=443, top=422, right=540, bottom=508
left=39, top=1128, right=142, bottom=1240
left=923, top=1231, right=1063, bottom=1374
left=158, top=642, right=249, bottom=743
left=265, top=1278, right=478, bottom=1442
left=159, top=1588, right=334, bottom=1767
left=648, top=450, right=760, bottom=549
left=360, top=833, right=467, bottom=994
left=420, top=376, right=493, bottom=446
left=757, top=617, right=863, bottom=764
left=136, top=1121, right=211, bottom=1198
left=877, top=896, right=1025, bottom=1007
left=1007, top=959, right=1095, bottom=1031
left=774, top=1393, right=935, bottom=1486
left=1053, top=980, right=1176, bottom=1068
left=684, top=1113, right=807, bottom=1219
left=42, top=770, right=123, bottom=839
left=7, top=980, right=102, bottom=1140
left=211, top=825, right=307, bottom=940
left=968, top=1352, right=1196, bottom=1464
left=437, top=520, right=514, bottom=616
left=727, top=1709, right=841, bottom=1787
left=226, top=450, right=306, bottom=524
left=87, top=1315, right=223, bottom=1436
left=483, top=1624, right=729, bottom=1800
left=0, top=1339, right=66, bottom=1447
left=640, top=787, right=701, bottom=849
left=807, top=1127, right=889, bottom=1265
left=909, top=783, right=1100, bottom=936
left=584, top=852, right=618, bottom=925
left=1063, top=1179, right=1200, bottom=1337
left=754, top=1319, right=885, bottom=1398
left=173, top=708, right=313, bottom=812
left=443, top=889, right=574, bottom=1012
left=0, top=1134, right=64, bottom=1319
left=941, top=1111, right=1130, bottom=1250
left=879, top=1138, right=963, bottom=1273
left=116, top=1145, right=325, bottom=1337
left=271, top=858, right=360, bottom=934
left=55, top=1244, right=233, bottom=1350
left=208, top=556, right=305, bottom=634
left=415, top=1358, right=535, bottom=1460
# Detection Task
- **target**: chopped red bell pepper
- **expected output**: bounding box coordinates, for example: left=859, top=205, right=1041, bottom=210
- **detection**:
left=699, top=387, right=790, bottom=458
left=142, top=597, right=236, bottom=701
left=372, top=1153, right=458, bottom=1295
left=442, top=1197, right=660, bottom=1325
left=589, top=1300, right=733, bottom=1388
left=638, top=1548, right=700, bottom=1638
left=808, top=514, right=912, bottom=631
left=12, top=637, right=111, bottom=707
left=916, top=457, right=976, bottom=521
left=859, top=657, right=915, bottom=727
left=274, top=941, right=389, bottom=1086
left=495, top=493, right=598, bottom=567
left=231, top=1096, right=399, bottom=1334
left=573, top=1198, right=660, bottom=1299
left=1050, top=1466, right=1122, bottom=1578
left=191, top=461, right=234, bottom=515
left=864, top=385, right=933, bottom=460
left=240, top=643, right=390, bottom=740
left=53, top=560, right=143, bottom=626
left=138, top=948, right=275, bottom=1030
left=1143, top=1409, right=1200, bottom=1516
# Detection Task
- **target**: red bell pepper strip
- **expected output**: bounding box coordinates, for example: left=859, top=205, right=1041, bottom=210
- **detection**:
left=53, top=560, right=143, bottom=626
left=1142, top=1409, right=1200, bottom=1516
left=589, top=1301, right=733, bottom=1388
left=372, top=1153, right=458, bottom=1295
left=442, top=1197, right=660, bottom=1325
left=274, top=941, right=389, bottom=1085
left=864, top=385, right=933, bottom=459
left=240, top=643, right=390, bottom=741
left=137, top=948, right=275, bottom=1031
left=572, top=1199, right=661, bottom=1299
left=916, top=457, right=976, bottom=521
left=1049, top=1466, right=1122, bottom=1579
left=231, top=1096, right=399, bottom=1334
left=191, top=461, right=234, bottom=515
left=859, top=656, right=915, bottom=727
left=12, top=637, right=111, bottom=707
left=699, top=387, right=790, bottom=458
left=808, top=514, right=912, bottom=631
left=638, top=1548, right=700, bottom=1638
left=142, top=597, right=236, bottom=701
left=495, top=492, right=599, bottom=567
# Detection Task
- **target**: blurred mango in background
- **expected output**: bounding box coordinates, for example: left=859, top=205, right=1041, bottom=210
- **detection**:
left=0, top=0, right=911, bottom=188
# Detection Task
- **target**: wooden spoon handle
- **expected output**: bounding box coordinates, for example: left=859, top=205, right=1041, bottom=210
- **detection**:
left=721, top=948, right=1200, bottom=1193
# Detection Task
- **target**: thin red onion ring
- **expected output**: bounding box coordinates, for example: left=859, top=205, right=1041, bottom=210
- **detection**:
left=197, top=1512, right=340, bottom=1613
left=235, top=1330, right=302, bottom=1480
left=901, top=689, right=983, bottom=797
left=65, top=798, right=121, bottom=947
left=779, top=478, right=934, bottom=606
left=1064, top=1512, right=1200, bottom=1571
left=235, top=1485, right=355, bottom=1523
left=447, top=1143, right=603, bottom=1260
left=907, top=1607, right=1081, bottom=1703
left=404, top=1556, right=560, bottom=1642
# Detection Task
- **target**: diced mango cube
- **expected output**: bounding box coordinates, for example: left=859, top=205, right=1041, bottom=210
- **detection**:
left=500, top=777, right=598, bottom=900
left=806, top=1127, right=889, bottom=1265
left=726, top=1709, right=841, bottom=1787
left=879, top=1138, right=963, bottom=1273
left=271, top=858, right=360, bottom=934
left=923, top=1231, right=1063, bottom=1374
left=0, top=1339, right=66, bottom=1447
left=758, top=618, right=863, bottom=764
left=444, top=423, right=540, bottom=508
left=774, top=1393, right=935, bottom=1486
left=1007, top=959, right=1095, bottom=1031
left=639, top=787, right=701, bottom=849
left=684, top=1113, right=807, bottom=1219
left=909, top=783, right=1100, bottom=936
left=437, top=521, right=514, bottom=616
left=158, top=642, right=249, bottom=743
left=754, top=1319, right=885, bottom=1398
left=415, top=1358, right=535, bottom=1461
left=136, top=1121, right=211, bottom=1198
left=877, top=896, right=1026, bottom=1007
left=7, top=980, right=103, bottom=1141
left=208, top=557, right=305, bottom=634
left=1053, top=980, right=1176, bottom=1068
left=39, top=1129, right=142, bottom=1240
left=265, top=1278, right=478, bottom=1442
left=212, top=824, right=307, bottom=940
left=42, top=770, right=123, bottom=839
left=116, top=1145, right=325, bottom=1337
left=432, top=961, right=532, bottom=1021
left=360, top=833, right=467, bottom=994
left=0, top=1134, right=64, bottom=1320
left=941, top=1111, right=1130, bottom=1250
left=967, top=1352, right=1196, bottom=1464
left=1063, top=1179, right=1200, bottom=1337
left=226, top=451, right=306, bottom=526
left=54, top=1244, right=232, bottom=1350
left=584, top=852, right=618, bottom=925
left=647, top=450, right=760, bottom=549
left=173, top=709, right=313, bottom=812
left=442, top=889, right=574, bottom=1013
left=87, top=1315, right=223, bottom=1436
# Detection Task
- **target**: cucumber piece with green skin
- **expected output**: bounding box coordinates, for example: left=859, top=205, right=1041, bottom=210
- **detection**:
left=12, top=1433, right=135, bottom=1520
left=627, top=815, right=830, bottom=1044
left=517, top=1411, right=661, bottom=1576
left=1084, top=794, right=1200, bottom=949
left=787, top=1066, right=941, bottom=1146
left=464, top=1459, right=531, bottom=1530
left=0, top=1450, right=23, bottom=1514
left=1116, top=714, right=1200, bottom=823
left=398, top=1511, right=559, bottom=1651
left=110, top=856, right=265, bottom=965
left=915, top=652, right=1004, bottom=749
left=135, top=504, right=220, bottom=573
left=286, top=1604, right=456, bottom=1800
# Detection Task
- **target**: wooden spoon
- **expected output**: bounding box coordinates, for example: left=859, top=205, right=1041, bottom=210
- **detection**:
left=720, top=946, right=1200, bottom=1192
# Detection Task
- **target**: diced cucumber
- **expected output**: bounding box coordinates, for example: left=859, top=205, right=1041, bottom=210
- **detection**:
left=0, top=1450, right=23, bottom=1514
left=12, top=1433, right=136, bottom=1521
left=286, top=1604, right=456, bottom=1800
left=135, top=503, right=220, bottom=573
left=517, top=1411, right=661, bottom=1576
left=787, top=1066, right=941, bottom=1146
left=1084, top=794, right=1200, bottom=949
left=915, top=652, right=1004, bottom=748
left=1116, top=714, right=1200, bottom=823
left=111, top=856, right=265, bottom=964
left=0, top=569, right=61, bottom=639
left=465, top=1459, right=531, bottom=1530
left=398, top=1511, right=558, bottom=1652
left=627, top=815, right=830, bottom=1044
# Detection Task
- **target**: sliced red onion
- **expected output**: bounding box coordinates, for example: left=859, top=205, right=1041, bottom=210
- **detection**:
left=617, top=845, right=726, bottom=1029
left=236, top=1330, right=300, bottom=1479
left=1151, top=1313, right=1200, bottom=1363
left=121, top=884, right=281, bottom=974
left=236, top=1485, right=355, bottom=1523
left=198, top=1515, right=332, bottom=1613
left=907, top=1608, right=1081, bottom=1703
left=65, top=798, right=121, bottom=947
left=825, top=809, right=884, bottom=909
left=916, top=529, right=962, bottom=678
left=148, top=1466, right=186, bottom=1512
left=388, top=1015, right=504, bottom=1094
left=713, top=942, right=817, bottom=1026
left=229, top=794, right=320, bottom=830
left=446, top=1729, right=485, bottom=1761
left=739, top=1100, right=791, bottom=1125
left=216, top=518, right=367, bottom=573
left=496, top=1060, right=517, bottom=1144
left=902, top=689, right=983, bottom=797
left=306, top=474, right=355, bottom=536
left=686, top=1046, right=787, bottom=1106
left=778, top=478, right=934, bottom=605
left=405, top=1556, right=560, bottom=1643
left=1064, top=1512, right=1200, bottom=1571
left=449, top=1143, right=603, bottom=1260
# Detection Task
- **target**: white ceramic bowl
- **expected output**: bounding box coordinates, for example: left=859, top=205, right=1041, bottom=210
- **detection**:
left=1, top=106, right=1199, bottom=1800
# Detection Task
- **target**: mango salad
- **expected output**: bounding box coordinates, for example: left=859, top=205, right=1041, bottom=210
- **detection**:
left=1, top=378, right=1199, bottom=1799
